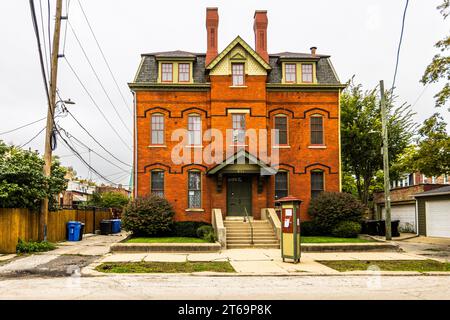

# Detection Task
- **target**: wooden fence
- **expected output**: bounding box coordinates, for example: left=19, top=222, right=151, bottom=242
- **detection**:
left=0, top=208, right=112, bottom=253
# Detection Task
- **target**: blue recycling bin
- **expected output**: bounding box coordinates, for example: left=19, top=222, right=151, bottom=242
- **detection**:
left=111, top=219, right=121, bottom=234
left=67, top=221, right=82, bottom=241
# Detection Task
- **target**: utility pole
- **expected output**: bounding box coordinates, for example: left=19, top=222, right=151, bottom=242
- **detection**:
left=380, top=80, right=392, bottom=240
left=39, top=0, right=64, bottom=241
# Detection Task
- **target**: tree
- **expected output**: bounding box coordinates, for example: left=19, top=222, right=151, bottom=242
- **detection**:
left=0, top=141, right=67, bottom=209
left=89, top=191, right=129, bottom=209
left=421, top=0, right=450, bottom=109
left=341, top=81, right=416, bottom=206
left=400, top=113, right=450, bottom=176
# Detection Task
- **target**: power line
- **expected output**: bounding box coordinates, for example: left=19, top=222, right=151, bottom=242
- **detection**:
left=59, top=127, right=130, bottom=173
left=0, top=117, right=46, bottom=136
left=64, top=104, right=131, bottom=167
left=63, top=56, right=132, bottom=151
left=38, top=0, right=50, bottom=80
left=61, top=0, right=71, bottom=55
left=67, top=20, right=132, bottom=135
left=391, top=0, right=409, bottom=92
left=20, top=127, right=46, bottom=148
left=77, top=0, right=132, bottom=116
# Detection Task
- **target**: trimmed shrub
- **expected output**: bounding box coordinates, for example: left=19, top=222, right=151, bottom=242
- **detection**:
left=203, top=231, right=217, bottom=243
left=331, top=221, right=362, bottom=238
left=122, top=195, right=175, bottom=236
left=308, top=192, right=366, bottom=234
left=300, top=220, right=323, bottom=236
left=172, top=221, right=211, bottom=238
left=16, top=239, right=56, bottom=254
left=196, top=225, right=214, bottom=239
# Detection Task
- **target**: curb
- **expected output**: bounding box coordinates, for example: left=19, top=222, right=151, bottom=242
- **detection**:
left=300, top=243, right=400, bottom=252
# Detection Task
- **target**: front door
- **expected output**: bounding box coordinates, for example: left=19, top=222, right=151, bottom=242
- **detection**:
left=227, top=176, right=252, bottom=216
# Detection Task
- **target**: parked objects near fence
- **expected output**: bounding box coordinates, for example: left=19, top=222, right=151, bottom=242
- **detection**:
left=100, top=220, right=113, bottom=235
left=361, top=219, right=400, bottom=237
left=67, top=221, right=82, bottom=242
left=111, top=219, right=122, bottom=234
left=0, top=208, right=112, bottom=253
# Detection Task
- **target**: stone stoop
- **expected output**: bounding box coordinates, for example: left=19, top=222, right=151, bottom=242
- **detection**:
left=224, top=219, right=280, bottom=249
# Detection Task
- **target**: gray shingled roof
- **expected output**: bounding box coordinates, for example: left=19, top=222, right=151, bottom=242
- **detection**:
left=414, top=186, right=450, bottom=197
left=134, top=50, right=340, bottom=85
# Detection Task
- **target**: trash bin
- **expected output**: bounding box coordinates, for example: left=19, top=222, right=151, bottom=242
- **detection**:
left=361, top=220, right=368, bottom=234
left=366, top=220, right=379, bottom=235
left=100, top=220, right=112, bottom=235
left=392, top=220, right=400, bottom=237
left=378, top=220, right=386, bottom=236
left=111, top=219, right=121, bottom=234
left=67, top=221, right=82, bottom=241
left=78, top=223, right=85, bottom=241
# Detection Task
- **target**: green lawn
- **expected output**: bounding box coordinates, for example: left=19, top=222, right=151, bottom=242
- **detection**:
left=96, top=261, right=235, bottom=273
left=318, top=259, right=450, bottom=272
left=301, top=236, right=374, bottom=243
left=126, top=237, right=208, bottom=243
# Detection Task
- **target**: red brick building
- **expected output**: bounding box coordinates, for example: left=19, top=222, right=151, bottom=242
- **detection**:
left=129, top=8, right=345, bottom=223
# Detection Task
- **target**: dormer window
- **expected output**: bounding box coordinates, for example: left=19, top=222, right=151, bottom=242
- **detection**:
left=285, top=64, right=296, bottom=83
left=178, top=63, right=190, bottom=82
left=302, top=64, right=313, bottom=83
left=161, top=63, right=173, bottom=82
left=232, top=63, right=244, bottom=86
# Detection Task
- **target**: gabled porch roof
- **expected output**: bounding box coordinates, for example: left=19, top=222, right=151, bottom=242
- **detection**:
left=207, top=149, right=277, bottom=175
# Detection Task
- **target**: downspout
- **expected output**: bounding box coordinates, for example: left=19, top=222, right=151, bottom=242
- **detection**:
left=133, top=90, right=138, bottom=198
left=338, top=88, right=342, bottom=192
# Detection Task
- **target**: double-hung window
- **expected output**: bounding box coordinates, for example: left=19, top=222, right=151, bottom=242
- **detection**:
left=302, top=64, right=313, bottom=83
left=151, top=171, right=164, bottom=197
left=151, top=114, right=164, bottom=145
left=311, top=171, right=324, bottom=199
left=161, top=63, right=173, bottom=82
left=310, top=116, right=324, bottom=145
left=275, top=171, right=288, bottom=200
left=188, top=115, right=201, bottom=145
left=274, top=116, right=288, bottom=145
left=232, top=63, right=244, bottom=86
left=232, top=114, right=246, bottom=144
left=188, top=171, right=201, bottom=208
left=285, top=63, right=296, bottom=83
left=178, top=63, right=190, bottom=82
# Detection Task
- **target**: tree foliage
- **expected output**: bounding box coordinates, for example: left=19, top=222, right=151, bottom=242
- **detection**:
left=398, top=113, right=450, bottom=176
left=88, top=191, right=129, bottom=209
left=340, top=80, right=416, bottom=205
left=421, top=0, right=450, bottom=109
left=0, top=141, right=67, bottom=209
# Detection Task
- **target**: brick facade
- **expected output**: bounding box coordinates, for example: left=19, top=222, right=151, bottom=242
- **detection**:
left=130, top=8, right=344, bottom=223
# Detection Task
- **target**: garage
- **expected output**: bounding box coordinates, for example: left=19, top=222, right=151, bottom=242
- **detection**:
left=425, top=200, right=450, bottom=238
left=415, top=186, right=450, bottom=238
left=381, top=204, right=416, bottom=233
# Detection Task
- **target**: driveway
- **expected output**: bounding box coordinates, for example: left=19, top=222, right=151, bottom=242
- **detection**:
left=394, top=236, right=450, bottom=262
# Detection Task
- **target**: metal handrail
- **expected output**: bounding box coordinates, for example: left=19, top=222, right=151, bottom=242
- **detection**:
left=243, top=206, right=254, bottom=245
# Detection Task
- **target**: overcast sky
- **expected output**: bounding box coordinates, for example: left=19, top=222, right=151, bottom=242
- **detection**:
left=0, top=0, right=449, bottom=189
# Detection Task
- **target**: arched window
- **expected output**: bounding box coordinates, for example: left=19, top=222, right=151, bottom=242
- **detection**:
left=188, top=171, right=201, bottom=208
left=151, top=113, right=164, bottom=145
left=151, top=170, right=164, bottom=197
left=274, top=115, right=288, bottom=145
left=310, top=115, right=324, bottom=145
left=188, top=114, right=202, bottom=146
left=311, top=170, right=324, bottom=199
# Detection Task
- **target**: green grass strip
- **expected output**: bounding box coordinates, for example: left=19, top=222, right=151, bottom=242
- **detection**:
left=318, top=259, right=450, bottom=272
left=96, top=261, right=235, bottom=273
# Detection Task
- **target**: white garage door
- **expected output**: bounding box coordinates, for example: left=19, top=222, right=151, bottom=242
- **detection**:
left=382, top=204, right=416, bottom=233
left=426, top=200, right=450, bottom=238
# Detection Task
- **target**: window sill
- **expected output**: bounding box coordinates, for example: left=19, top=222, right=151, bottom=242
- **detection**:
left=148, top=145, right=167, bottom=148
left=184, top=145, right=203, bottom=149
left=272, top=145, right=291, bottom=149
left=185, top=208, right=205, bottom=212
left=308, top=145, right=327, bottom=149
left=229, top=86, right=248, bottom=88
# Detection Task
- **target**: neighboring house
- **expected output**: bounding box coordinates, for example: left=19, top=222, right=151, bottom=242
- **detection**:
left=60, top=180, right=96, bottom=208
left=391, top=172, right=449, bottom=189
left=129, top=8, right=344, bottom=223
left=414, top=186, right=450, bottom=238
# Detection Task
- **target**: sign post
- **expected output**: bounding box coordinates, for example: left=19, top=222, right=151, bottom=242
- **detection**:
left=276, top=196, right=302, bottom=263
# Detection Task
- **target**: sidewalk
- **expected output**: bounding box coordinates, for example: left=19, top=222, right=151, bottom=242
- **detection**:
left=87, top=248, right=430, bottom=276
left=0, top=232, right=128, bottom=276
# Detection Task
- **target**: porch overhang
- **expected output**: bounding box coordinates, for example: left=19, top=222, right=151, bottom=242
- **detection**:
left=207, top=150, right=277, bottom=176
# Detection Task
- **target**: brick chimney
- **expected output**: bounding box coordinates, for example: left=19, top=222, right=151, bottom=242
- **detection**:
left=253, top=10, right=268, bottom=63
left=205, top=8, right=219, bottom=66
left=310, top=46, right=317, bottom=56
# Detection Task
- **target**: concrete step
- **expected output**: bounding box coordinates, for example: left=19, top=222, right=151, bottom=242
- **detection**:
left=227, top=240, right=279, bottom=244
left=227, top=244, right=280, bottom=249
left=227, top=236, right=277, bottom=240
left=226, top=228, right=273, bottom=232
left=227, top=232, right=275, bottom=237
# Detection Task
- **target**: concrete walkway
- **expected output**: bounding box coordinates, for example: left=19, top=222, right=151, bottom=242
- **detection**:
left=89, top=248, right=430, bottom=276
left=0, top=232, right=127, bottom=276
